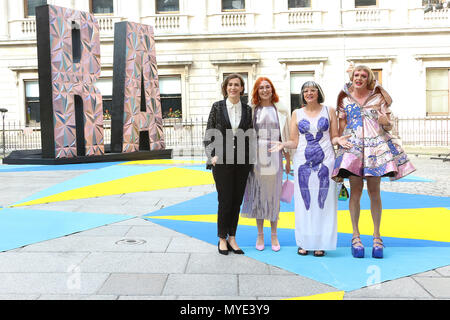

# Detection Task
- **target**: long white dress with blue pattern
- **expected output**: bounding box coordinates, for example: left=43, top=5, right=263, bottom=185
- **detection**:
left=293, top=106, right=338, bottom=251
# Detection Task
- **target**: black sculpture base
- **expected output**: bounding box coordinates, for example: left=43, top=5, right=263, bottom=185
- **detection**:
left=2, top=146, right=172, bottom=165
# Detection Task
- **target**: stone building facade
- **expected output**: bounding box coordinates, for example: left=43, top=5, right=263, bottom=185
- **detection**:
left=1, top=0, right=450, bottom=126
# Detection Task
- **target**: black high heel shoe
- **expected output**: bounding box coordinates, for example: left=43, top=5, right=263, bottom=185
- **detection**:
left=227, top=241, right=244, bottom=254
left=218, top=241, right=228, bottom=255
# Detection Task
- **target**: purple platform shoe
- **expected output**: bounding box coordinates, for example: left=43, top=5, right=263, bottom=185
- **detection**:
left=351, top=236, right=365, bottom=258
left=372, top=237, right=384, bottom=259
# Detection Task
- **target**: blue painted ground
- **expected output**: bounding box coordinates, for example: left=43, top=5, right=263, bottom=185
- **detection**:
left=144, top=189, right=450, bottom=292
left=146, top=189, right=450, bottom=217
left=0, top=161, right=446, bottom=292
left=0, top=208, right=133, bottom=252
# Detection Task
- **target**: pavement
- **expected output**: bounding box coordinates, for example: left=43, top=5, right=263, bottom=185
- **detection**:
left=0, top=154, right=449, bottom=301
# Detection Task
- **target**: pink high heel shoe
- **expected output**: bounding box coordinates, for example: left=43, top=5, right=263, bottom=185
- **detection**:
left=256, top=233, right=265, bottom=251
left=271, top=233, right=280, bottom=252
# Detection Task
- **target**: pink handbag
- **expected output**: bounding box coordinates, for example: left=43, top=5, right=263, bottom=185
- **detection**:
left=280, top=175, right=294, bottom=203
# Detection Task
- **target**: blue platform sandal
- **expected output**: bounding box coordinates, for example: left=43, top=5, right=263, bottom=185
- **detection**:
left=351, top=236, right=365, bottom=258
left=372, top=237, right=384, bottom=259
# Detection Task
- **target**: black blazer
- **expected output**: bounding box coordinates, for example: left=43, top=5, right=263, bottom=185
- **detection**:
left=203, top=99, right=254, bottom=169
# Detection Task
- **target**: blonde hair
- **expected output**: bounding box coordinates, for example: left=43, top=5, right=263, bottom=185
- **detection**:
left=350, top=65, right=376, bottom=90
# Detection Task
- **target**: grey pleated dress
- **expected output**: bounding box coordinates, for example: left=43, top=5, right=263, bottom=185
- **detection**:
left=241, top=106, right=283, bottom=222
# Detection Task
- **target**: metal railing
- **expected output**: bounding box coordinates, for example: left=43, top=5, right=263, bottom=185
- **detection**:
left=0, top=118, right=208, bottom=155
left=394, top=116, right=450, bottom=146
left=1, top=117, right=449, bottom=157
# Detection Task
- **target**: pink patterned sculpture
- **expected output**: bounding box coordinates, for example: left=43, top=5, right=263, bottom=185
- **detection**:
left=111, top=22, right=165, bottom=153
left=36, top=5, right=104, bottom=158
left=36, top=5, right=165, bottom=160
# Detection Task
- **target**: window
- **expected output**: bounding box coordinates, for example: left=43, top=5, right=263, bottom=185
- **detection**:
left=25, top=81, right=40, bottom=125
left=223, top=72, right=249, bottom=105
left=426, top=69, right=450, bottom=115
left=422, top=0, right=445, bottom=6
left=222, top=0, right=245, bottom=11
left=355, top=0, right=377, bottom=7
left=90, top=0, right=114, bottom=14
left=160, top=76, right=182, bottom=119
left=156, top=0, right=179, bottom=13
left=288, top=0, right=311, bottom=9
left=372, top=69, right=382, bottom=85
left=290, top=72, right=314, bottom=112
left=24, top=0, right=47, bottom=17
left=96, top=78, right=113, bottom=121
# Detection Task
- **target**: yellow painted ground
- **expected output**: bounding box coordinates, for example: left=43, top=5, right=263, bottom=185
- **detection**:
left=11, top=167, right=214, bottom=207
left=285, top=291, right=345, bottom=300
left=120, top=160, right=206, bottom=165
left=147, top=207, right=450, bottom=243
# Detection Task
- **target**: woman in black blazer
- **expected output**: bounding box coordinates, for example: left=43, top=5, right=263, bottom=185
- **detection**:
left=204, top=73, right=254, bottom=255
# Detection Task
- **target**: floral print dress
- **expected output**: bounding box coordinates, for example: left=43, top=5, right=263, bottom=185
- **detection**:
left=332, top=82, right=416, bottom=180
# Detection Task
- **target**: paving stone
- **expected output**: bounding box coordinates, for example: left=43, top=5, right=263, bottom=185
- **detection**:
left=125, top=225, right=190, bottom=238
left=413, top=270, right=442, bottom=277
left=20, top=235, right=171, bottom=253
left=238, top=275, right=336, bottom=298
left=38, top=294, right=117, bottom=300
left=177, top=295, right=257, bottom=300
left=0, top=252, right=89, bottom=272
left=268, top=265, right=297, bottom=276
left=0, top=294, right=39, bottom=300
left=413, top=277, right=450, bottom=298
left=70, top=225, right=132, bottom=237
left=186, top=254, right=270, bottom=274
left=118, top=295, right=177, bottom=300
left=344, top=277, right=432, bottom=299
left=98, top=274, right=168, bottom=296
left=79, top=252, right=189, bottom=273
left=0, top=273, right=109, bottom=295
left=113, top=217, right=157, bottom=226
left=163, top=274, right=238, bottom=296
left=166, top=237, right=216, bottom=253
left=435, top=265, right=450, bottom=277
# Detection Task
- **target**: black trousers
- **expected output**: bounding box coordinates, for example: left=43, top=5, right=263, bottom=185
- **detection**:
left=212, top=164, right=252, bottom=239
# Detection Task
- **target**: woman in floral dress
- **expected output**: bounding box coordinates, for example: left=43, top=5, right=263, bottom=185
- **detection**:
left=332, top=65, right=416, bottom=259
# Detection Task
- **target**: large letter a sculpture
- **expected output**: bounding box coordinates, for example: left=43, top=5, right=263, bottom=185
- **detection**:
left=111, top=22, right=165, bottom=153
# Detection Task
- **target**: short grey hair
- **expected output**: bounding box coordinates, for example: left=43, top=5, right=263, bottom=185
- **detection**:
left=299, top=81, right=325, bottom=105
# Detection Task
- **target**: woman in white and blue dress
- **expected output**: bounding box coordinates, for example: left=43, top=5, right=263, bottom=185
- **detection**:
left=272, top=81, right=351, bottom=256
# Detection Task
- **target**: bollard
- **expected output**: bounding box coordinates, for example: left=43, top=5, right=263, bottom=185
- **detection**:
left=0, top=108, right=8, bottom=158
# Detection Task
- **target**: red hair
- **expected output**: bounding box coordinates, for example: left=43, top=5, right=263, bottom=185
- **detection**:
left=251, top=77, right=279, bottom=106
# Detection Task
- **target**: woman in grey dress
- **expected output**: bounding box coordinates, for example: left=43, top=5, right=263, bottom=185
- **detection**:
left=242, top=77, right=291, bottom=252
